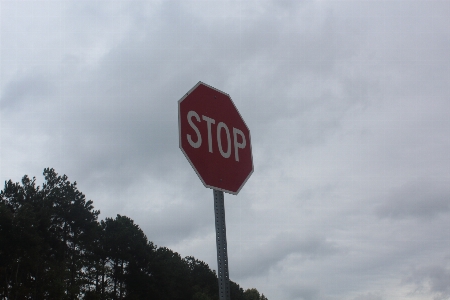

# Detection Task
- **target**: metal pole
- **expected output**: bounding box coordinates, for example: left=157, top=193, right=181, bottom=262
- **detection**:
left=214, top=189, right=231, bottom=300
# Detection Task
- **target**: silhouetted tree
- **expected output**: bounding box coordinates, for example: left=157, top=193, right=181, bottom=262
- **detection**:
left=185, top=256, right=218, bottom=299
left=0, top=169, right=268, bottom=300
left=243, top=288, right=268, bottom=300
left=101, top=215, right=155, bottom=299
left=0, top=169, right=99, bottom=299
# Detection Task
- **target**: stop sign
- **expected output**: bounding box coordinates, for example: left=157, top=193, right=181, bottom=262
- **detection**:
left=178, top=82, right=253, bottom=195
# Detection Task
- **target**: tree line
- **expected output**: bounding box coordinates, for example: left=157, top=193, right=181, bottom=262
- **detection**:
left=0, top=168, right=267, bottom=300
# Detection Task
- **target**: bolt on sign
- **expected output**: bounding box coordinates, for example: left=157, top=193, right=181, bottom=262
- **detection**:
left=178, top=81, right=253, bottom=195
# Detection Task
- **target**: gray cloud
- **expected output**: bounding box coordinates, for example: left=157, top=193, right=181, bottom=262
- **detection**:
left=352, top=293, right=383, bottom=300
left=285, top=285, right=321, bottom=300
left=405, top=265, right=450, bottom=300
left=1, top=75, right=53, bottom=110
left=232, top=233, right=340, bottom=279
left=376, top=180, right=450, bottom=220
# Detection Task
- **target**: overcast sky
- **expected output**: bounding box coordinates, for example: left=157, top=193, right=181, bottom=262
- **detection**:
left=1, top=1, right=450, bottom=299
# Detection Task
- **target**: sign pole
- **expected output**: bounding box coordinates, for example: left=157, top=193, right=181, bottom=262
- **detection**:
left=179, top=82, right=253, bottom=300
left=214, top=189, right=231, bottom=300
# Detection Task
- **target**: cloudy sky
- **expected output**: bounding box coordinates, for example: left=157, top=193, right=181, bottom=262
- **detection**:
left=1, top=0, right=449, bottom=299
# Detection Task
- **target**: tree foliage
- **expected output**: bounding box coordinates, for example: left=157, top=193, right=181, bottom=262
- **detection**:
left=0, top=169, right=267, bottom=299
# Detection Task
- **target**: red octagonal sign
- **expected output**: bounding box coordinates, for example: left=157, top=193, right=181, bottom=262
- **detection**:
left=179, top=82, right=253, bottom=195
